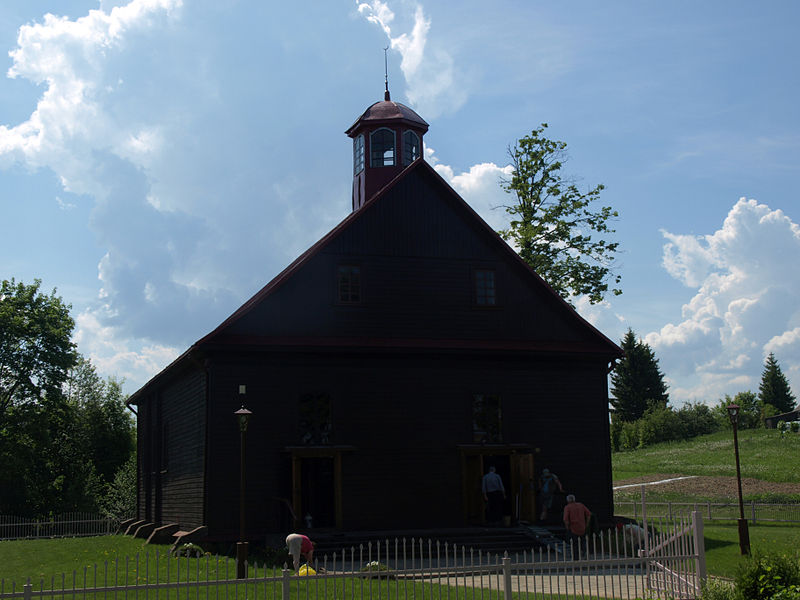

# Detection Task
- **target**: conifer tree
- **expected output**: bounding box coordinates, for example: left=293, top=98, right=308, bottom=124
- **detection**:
left=610, top=328, right=669, bottom=422
left=758, top=353, right=796, bottom=414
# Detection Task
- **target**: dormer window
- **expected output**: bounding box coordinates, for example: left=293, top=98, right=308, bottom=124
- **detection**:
left=403, top=130, right=420, bottom=165
left=353, top=135, right=365, bottom=175
left=370, top=128, right=395, bottom=167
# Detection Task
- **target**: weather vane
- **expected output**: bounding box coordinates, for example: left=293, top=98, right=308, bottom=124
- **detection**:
left=384, top=46, right=390, bottom=101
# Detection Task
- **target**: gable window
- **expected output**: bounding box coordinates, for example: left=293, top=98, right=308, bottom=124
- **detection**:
left=370, top=128, right=395, bottom=167
left=338, top=265, right=361, bottom=303
left=353, top=134, right=365, bottom=175
left=299, top=393, right=332, bottom=445
left=474, top=269, right=496, bottom=306
left=472, top=394, right=502, bottom=443
left=403, top=130, right=420, bottom=165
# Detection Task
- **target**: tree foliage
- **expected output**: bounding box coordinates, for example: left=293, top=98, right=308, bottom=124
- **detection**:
left=610, top=328, right=669, bottom=422
left=0, top=278, right=78, bottom=425
left=500, top=124, right=621, bottom=304
left=758, top=353, right=796, bottom=414
left=0, top=279, right=135, bottom=518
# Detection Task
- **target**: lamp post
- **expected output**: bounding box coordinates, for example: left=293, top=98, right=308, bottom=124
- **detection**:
left=234, top=404, right=252, bottom=578
left=727, top=403, right=750, bottom=555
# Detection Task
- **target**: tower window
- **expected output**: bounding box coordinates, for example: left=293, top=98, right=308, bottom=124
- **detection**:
left=338, top=265, right=361, bottom=303
left=353, top=135, right=365, bottom=175
left=370, top=128, right=395, bottom=167
left=299, top=393, right=332, bottom=445
left=474, top=269, right=496, bottom=306
left=403, top=131, right=420, bottom=165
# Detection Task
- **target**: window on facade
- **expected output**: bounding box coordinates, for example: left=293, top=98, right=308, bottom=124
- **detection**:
left=299, top=393, right=332, bottom=445
left=474, top=269, right=496, bottom=306
left=472, top=395, right=502, bottom=443
left=403, top=130, right=420, bottom=165
left=338, top=265, right=361, bottom=303
left=353, top=135, right=365, bottom=175
left=370, top=128, right=395, bottom=167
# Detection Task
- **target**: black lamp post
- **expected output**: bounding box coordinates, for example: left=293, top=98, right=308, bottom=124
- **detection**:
left=727, top=403, right=750, bottom=555
left=234, top=403, right=252, bottom=578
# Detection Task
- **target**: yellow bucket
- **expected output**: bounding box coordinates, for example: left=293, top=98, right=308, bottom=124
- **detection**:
left=298, top=565, right=316, bottom=576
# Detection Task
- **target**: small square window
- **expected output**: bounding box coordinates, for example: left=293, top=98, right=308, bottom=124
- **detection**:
left=338, top=265, right=361, bottom=303
left=474, top=269, right=496, bottom=306
left=473, top=395, right=502, bottom=443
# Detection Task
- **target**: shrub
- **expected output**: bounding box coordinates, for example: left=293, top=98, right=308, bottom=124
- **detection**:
left=772, top=585, right=800, bottom=600
left=700, top=579, right=737, bottom=600
left=734, top=551, right=800, bottom=600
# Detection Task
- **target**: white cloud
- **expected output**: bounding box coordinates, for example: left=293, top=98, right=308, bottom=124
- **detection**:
left=356, top=1, right=466, bottom=118
left=647, top=198, right=800, bottom=403
left=427, top=146, right=512, bottom=231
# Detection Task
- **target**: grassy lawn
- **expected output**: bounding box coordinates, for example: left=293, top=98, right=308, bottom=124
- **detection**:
left=612, top=428, right=800, bottom=487
left=703, top=522, right=800, bottom=579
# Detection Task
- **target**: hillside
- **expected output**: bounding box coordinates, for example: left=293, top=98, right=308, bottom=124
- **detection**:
left=612, top=428, right=800, bottom=503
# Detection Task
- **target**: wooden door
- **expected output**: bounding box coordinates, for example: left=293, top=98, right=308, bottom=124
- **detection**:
left=511, top=453, right=536, bottom=523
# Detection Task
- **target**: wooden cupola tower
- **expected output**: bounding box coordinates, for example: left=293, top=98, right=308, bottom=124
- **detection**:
left=345, top=85, right=429, bottom=211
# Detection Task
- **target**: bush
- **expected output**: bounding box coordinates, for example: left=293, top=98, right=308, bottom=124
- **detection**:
left=772, top=585, right=800, bottom=600
left=734, top=551, right=800, bottom=600
left=701, top=579, right=737, bottom=600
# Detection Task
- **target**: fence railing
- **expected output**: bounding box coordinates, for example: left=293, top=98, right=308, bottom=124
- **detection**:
left=615, top=500, right=800, bottom=524
left=0, top=513, right=121, bottom=540
left=0, top=514, right=706, bottom=600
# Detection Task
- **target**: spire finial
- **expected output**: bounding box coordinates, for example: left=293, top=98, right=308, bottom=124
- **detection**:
left=383, top=46, right=390, bottom=101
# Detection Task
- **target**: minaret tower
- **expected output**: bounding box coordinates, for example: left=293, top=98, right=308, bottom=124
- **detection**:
left=345, top=70, right=429, bottom=211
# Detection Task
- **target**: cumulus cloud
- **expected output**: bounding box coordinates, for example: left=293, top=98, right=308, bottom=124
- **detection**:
left=647, top=198, right=800, bottom=403
left=426, top=146, right=513, bottom=231
left=357, top=1, right=466, bottom=118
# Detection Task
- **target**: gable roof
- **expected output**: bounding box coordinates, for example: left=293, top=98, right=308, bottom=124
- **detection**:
left=128, top=159, right=621, bottom=406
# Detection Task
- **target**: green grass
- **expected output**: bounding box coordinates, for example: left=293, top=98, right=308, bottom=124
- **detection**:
left=613, top=428, right=800, bottom=579
left=612, top=428, right=800, bottom=485
left=703, top=523, right=800, bottom=579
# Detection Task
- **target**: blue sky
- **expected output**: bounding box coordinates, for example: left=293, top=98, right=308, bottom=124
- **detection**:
left=1, top=0, right=798, bottom=406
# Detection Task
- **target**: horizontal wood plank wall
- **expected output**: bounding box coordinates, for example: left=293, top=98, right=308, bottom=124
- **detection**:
left=160, top=370, right=206, bottom=530
left=202, top=350, right=613, bottom=536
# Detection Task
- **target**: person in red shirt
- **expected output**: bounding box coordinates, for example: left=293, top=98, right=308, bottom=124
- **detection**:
left=563, top=494, right=592, bottom=539
left=285, top=533, right=315, bottom=571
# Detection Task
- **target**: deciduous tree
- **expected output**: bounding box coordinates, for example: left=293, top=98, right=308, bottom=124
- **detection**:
left=500, top=124, right=621, bottom=304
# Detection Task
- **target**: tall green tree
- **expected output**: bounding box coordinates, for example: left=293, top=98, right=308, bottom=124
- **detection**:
left=610, top=328, right=669, bottom=422
left=758, top=353, right=796, bottom=414
left=0, top=279, right=78, bottom=425
left=500, top=124, right=621, bottom=304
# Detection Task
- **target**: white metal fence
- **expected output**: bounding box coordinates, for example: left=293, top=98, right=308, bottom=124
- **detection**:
left=615, top=499, right=800, bottom=523
left=0, top=512, right=706, bottom=600
left=0, top=513, right=120, bottom=540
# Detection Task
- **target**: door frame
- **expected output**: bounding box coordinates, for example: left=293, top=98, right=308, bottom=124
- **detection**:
left=285, top=446, right=354, bottom=530
left=458, top=444, right=536, bottom=525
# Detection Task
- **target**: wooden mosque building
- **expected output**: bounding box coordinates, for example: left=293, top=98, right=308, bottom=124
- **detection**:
left=128, top=89, right=622, bottom=542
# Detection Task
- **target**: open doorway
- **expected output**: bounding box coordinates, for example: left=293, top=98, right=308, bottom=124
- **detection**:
left=299, top=457, right=335, bottom=529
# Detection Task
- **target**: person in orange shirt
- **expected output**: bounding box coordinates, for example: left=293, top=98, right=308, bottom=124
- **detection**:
left=563, top=494, right=592, bottom=540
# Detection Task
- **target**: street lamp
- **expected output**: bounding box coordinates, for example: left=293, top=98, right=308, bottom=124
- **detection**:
left=234, top=403, right=252, bottom=578
left=727, top=403, right=750, bottom=555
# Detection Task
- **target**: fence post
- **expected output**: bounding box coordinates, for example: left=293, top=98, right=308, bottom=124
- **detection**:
left=502, top=554, right=512, bottom=600
left=24, top=583, right=33, bottom=600
left=751, top=501, right=757, bottom=525
left=281, top=568, right=291, bottom=600
left=692, top=511, right=707, bottom=591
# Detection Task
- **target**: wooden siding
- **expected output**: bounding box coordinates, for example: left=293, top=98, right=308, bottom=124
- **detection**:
left=158, top=369, right=207, bottom=530
left=200, top=349, right=613, bottom=537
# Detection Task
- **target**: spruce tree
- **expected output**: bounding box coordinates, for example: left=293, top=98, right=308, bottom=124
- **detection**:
left=758, top=353, right=796, bottom=414
left=610, top=328, right=669, bottom=422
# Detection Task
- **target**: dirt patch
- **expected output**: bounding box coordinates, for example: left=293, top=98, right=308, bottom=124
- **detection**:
left=614, top=474, right=800, bottom=500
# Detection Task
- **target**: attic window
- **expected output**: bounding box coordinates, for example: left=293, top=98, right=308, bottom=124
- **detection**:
left=474, top=269, right=496, bottom=306
left=353, top=134, right=365, bottom=175
left=370, top=128, right=395, bottom=167
left=338, top=265, right=361, bottom=303
left=403, top=130, right=420, bottom=165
